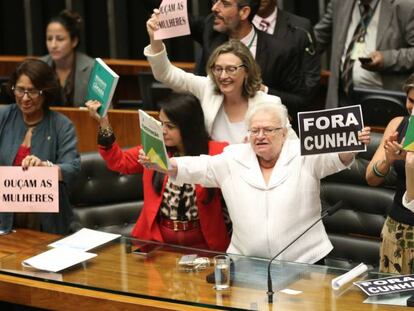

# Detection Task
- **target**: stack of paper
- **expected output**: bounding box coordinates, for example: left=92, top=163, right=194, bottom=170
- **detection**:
left=22, top=228, right=121, bottom=272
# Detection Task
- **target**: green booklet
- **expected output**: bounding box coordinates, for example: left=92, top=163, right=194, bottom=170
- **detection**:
left=403, top=113, right=414, bottom=151
left=86, top=58, right=119, bottom=117
left=138, top=110, right=171, bottom=171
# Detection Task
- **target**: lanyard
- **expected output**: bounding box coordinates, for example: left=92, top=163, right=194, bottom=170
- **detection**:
left=246, top=29, right=257, bottom=50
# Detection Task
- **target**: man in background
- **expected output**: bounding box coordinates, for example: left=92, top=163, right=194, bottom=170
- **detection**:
left=314, top=0, right=414, bottom=108
left=253, top=0, right=320, bottom=102
left=191, top=0, right=309, bottom=127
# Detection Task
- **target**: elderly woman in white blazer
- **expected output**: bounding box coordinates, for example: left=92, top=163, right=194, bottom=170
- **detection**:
left=140, top=101, right=371, bottom=263
left=145, top=10, right=295, bottom=144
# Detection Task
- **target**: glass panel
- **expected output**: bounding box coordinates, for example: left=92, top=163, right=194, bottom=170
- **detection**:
left=0, top=233, right=395, bottom=310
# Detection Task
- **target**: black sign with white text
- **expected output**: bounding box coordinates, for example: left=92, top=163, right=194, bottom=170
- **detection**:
left=354, top=274, right=414, bottom=296
left=298, top=105, right=366, bottom=156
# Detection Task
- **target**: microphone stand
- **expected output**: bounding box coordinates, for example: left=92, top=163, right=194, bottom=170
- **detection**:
left=267, top=201, right=344, bottom=303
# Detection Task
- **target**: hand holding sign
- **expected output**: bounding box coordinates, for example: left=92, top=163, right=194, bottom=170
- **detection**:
left=358, top=127, right=371, bottom=146
left=146, top=9, right=164, bottom=55
left=153, top=0, right=190, bottom=40
left=298, top=105, right=368, bottom=156
left=21, top=155, right=54, bottom=170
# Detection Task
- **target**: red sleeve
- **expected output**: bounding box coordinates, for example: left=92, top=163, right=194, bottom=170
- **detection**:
left=208, top=140, right=228, bottom=156
left=98, top=142, right=144, bottom=174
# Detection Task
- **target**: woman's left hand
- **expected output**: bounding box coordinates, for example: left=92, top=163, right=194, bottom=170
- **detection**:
left=21, top=155, right=45, bottom=170
left=138, top=149, right=178, bottom=177
left=358, top=126, right=371, bottom=145
left=138, top=149, right=152, bottom=168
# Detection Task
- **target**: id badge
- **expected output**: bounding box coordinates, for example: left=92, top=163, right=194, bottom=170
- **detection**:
left=351, top=42, right=366, bottom=60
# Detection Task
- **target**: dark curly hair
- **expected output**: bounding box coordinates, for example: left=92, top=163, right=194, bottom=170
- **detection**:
left=7, top=58, right=61, bottom=109
left=151, top=93, right=214, bottom=203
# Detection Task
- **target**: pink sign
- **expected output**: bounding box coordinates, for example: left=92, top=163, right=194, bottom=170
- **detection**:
left=154, top=0, right=191, bottom=40
left=0, top=167, right=59, bottom=212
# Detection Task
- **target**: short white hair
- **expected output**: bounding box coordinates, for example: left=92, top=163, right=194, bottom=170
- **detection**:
left=245, top=101, right=289, bottom=128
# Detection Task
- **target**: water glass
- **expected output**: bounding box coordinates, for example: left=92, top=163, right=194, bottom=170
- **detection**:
left=213, top=255, right=230, bottom=290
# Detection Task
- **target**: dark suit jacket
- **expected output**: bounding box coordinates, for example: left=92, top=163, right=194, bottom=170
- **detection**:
left=272, top=9, right=320, bottom=101
left=191, top=14, right=305, bottom=121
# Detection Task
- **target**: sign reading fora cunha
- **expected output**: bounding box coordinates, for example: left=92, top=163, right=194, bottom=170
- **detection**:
left=154, top=0, right=190, bottom=40
left=354, top=274, right=414, bottom=296
left=0, top=167, right=59, bottom=212
left=298, top=105, right=366, bottom=156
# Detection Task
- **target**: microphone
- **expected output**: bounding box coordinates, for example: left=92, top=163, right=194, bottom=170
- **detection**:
left=288, top=24, right=316, bottom=56
left=266, top=200, right=344, bottom=303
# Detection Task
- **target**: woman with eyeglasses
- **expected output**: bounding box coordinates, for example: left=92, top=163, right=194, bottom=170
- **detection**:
left=0, top=59, right=80, bottom=234
left=145, top=10, right=294, bottom=144
left=139, top=100, right=371, bottom=261
left=85, top=93, right=230, bottom=251
left=40, top=9, right=94, bottom=107
left=366, top=73, right=414, bottom=274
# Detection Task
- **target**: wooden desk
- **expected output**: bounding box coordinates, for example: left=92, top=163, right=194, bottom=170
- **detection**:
left=0, top=230, right=408, bottom=310
left=50, top=107, right=159, bottom=153
left=0, top=55, right=195, bottom=102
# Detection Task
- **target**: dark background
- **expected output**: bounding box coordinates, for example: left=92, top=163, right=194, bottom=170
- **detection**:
left=0, top=0, right=327, bottom=62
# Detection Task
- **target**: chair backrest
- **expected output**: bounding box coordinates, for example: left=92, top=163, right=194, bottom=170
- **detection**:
left=321, top=131, right=395, bottom=269
left=69, top=152, right=144, bottom=236
left=138, top=72, right=172, bottom=110
left=0, top=75, right=13, bottom=104
left=70, top=152, right=143, bottom=206
left=353, top=87, right=407, bottom=127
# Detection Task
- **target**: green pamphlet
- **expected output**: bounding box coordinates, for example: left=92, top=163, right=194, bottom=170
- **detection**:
left=138, top=110, right=171, bottom=171
left=403, top=113, right=414, bottom=151
left=86, top=58, right=119, bottom=117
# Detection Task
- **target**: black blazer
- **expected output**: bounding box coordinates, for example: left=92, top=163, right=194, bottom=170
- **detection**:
left=272, top=9, right=320, bottom=100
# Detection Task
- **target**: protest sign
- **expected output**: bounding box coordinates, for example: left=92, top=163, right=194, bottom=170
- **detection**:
left=298, top=105, right=366, bottom=156
left=0, top=167, right=59, bottom=212
left=355, top=274, right=414, bottom=296
left=154, top=0, right=190, bottom=40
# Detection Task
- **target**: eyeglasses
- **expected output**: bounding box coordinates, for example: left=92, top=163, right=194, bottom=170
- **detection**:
left=248, top=127, right=283, bottom=137
left=12, top=86, right=43, bottom=99
left=211, top=64, right=246, bottom=76
left=211, top=0, right=237, bottom=8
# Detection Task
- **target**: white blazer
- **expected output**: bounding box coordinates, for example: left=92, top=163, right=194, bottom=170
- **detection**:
left=144, top=45, right=291, bottom=137
left=174, top=139, right=350, bottom=263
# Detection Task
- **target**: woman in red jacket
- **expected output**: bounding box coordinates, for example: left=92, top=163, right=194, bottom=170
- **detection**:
left=86, top=93, right=230, bottom=251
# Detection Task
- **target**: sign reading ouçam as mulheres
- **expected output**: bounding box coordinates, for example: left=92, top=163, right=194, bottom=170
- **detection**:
left=0, top=166, right=59, bottom=212
left=298, top=105, right=366, bottom=156
left=154, top=0, right=190, bottom=40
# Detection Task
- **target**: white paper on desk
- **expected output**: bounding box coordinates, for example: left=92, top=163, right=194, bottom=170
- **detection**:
left=331, top=263, right=368, bottom=290
left=48, top=228, right=121, bottom=252
left=22, top=247, right=97, bottom=272
left=363, top=293, right=411, bottom=306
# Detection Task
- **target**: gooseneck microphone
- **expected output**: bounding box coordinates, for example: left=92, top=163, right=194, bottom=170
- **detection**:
left=266, top=201, right=344, bottom=303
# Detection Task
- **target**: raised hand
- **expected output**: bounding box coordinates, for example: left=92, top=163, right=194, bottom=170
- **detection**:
left=146, top=9, right=163, bottom=53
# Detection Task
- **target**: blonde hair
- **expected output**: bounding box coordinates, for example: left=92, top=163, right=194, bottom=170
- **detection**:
left=206, top=39, right=262, bottom=98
